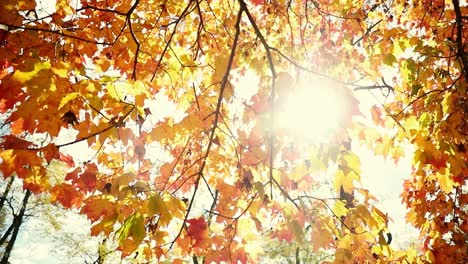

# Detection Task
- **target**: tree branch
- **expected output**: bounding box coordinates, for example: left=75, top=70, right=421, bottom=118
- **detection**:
left=238, top=0, right=277, bottom=198
left=169, top=6, right=243, bottom=249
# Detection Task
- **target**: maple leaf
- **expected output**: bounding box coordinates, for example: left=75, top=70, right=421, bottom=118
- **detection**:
left=81, top=197, right=116, bottom=223
left=50, top=183, right=84, bottom=208
left=186, top=217, right=208, bottom=247
left=79, top=171, right=97, bottom=192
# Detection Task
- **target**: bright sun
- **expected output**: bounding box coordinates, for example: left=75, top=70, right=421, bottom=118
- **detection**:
left=277, top=76, right=344, bottom=142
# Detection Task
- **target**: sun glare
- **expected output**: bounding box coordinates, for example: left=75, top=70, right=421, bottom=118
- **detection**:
left=277, top=77, right=344, bottom=142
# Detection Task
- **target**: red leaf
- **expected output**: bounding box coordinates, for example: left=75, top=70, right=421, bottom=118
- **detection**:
left=186, top=217, right=208, bottom=246
left=1, top=135, right=33, bottom=149
left=59, top=152, right=75, bottom=167
left=65, top=167, right=80, bottom=181
left=251, top=0, right=264, bottom=5
left=428, top=156, right=447, bottom=170
left=80, top=171, right=97, bottom=192
left=72, top=163, right=98, bottom=192
left=41, top=143, right=59, bottom=162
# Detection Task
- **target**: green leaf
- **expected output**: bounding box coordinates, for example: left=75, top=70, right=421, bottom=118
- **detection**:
left=117, top=212, right=146, bottom=243
left=117, top=214, right=133, bottom=242
left=131, top=212, right=146, bottom=242
left=405, top=58, right=416, bottom=73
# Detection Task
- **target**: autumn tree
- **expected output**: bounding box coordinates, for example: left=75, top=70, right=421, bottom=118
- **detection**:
left=0, top=0, right=467, bottom=263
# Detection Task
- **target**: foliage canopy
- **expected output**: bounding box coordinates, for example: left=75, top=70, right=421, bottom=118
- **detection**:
left=0, top=0, right=467, bottom=262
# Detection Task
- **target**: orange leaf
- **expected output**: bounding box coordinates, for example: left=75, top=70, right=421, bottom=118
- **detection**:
left=81, top=197, right=116, bottom=223
left=50, top=183, right=84, bottom=208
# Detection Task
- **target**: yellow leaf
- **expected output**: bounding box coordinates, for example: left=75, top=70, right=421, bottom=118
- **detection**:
left=335, top=248, right=353, bottom=263
left=347, top=170, right=360, bottom=183
left=130, top=212, right=146, bottom=242
left=238, top=217, right=258, bottom=242
left=333, top=200, right=348, bottom=218
left=383, top=54, right=397, bottom=66
left=334, top=170, right=354, bottom=194
left=378, top=230, right=388, bottom=245
left=308, top=148, right=325, bottom=171
left=436, top=168, right=453, bottom=193
left=404, top=116, right=419, bottom=135
left=13, top=61, right=51, bottom=82
left=343, top=152, right=361, bottom=175
left=223, top=81, right=234, bottom=102
left=116, top=212, right=145, bottom=255
left=51, top=63, right=69, bottom=77
left=58, top=92, right=80, bottom=110
left=164, top=193, right=185, bottom=219
left=147, top=194, right=164, bottom=215
left=290, top=163, right=307, bottom=181
left=334, top=170, right=345, bottom=193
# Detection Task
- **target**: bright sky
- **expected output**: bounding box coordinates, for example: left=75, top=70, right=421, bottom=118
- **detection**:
left=267, top=73, right=419, bottom=248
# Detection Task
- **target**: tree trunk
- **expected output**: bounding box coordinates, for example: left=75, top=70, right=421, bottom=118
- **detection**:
left=0, top=222, right=15, bottom=246
left=0, top=189, right=30, bottom=264
left=0, top=177, right=15, bottom=212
